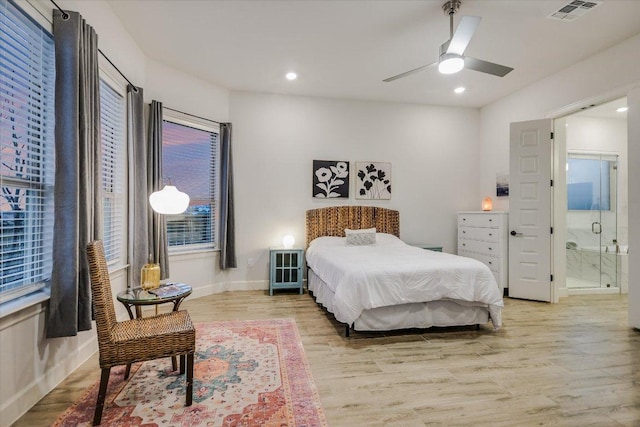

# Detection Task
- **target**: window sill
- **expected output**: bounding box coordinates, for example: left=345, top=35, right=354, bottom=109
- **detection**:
left=169, top=247, right=220, bottom=257
left=0, top=288, right=50, bottom=319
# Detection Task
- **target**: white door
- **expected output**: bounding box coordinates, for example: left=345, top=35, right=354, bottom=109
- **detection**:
left=508, top=119, right=553, bottom=301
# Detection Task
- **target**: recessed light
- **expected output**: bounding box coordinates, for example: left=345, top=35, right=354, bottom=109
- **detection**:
left=285, top=72, right=297, bottom=81
left=616, top=107, right=628, bottom=113
left=454, top=87, right=466, bottom=94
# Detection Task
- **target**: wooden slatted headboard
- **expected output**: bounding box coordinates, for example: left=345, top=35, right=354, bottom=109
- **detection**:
left=305, top=206, right=400, bottom=245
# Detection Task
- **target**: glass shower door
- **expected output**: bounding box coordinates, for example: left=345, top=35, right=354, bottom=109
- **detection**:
left=566, top=153, right=618, bottom=289
left=598, top=156, right=618, bottom=288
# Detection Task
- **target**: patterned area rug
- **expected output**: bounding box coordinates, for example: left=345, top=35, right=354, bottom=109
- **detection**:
left=53, top=318, right=327, bottom=426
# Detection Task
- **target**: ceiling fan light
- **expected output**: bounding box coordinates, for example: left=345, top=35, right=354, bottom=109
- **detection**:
left=438, top=54, right=465, bottom=74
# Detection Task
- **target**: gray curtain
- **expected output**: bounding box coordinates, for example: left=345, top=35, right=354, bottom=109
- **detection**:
left=219, top=123, right=237, bottom=269
left=148, top=101, right=169, bottom=278
left=47, top=10, right=102, bottom=338
left=128, top=85, right=148, bottom=288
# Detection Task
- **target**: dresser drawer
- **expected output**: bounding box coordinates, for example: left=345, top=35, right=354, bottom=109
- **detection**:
left=473, top=252, right=501, bottom=273
left=458, top=239, right=502, bottom=257
left=458, top=213, right=502, bottom=228
left=459, top=249, right=502, bottom=283
left=459, top=226, right=500, bottom=243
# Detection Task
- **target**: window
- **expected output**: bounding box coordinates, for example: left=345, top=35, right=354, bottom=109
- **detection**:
left=567, top=154, right=617, bottom=211
left=0, top=0, right=55, bottom=301
left=162, top=114, right=219, bottom=250
left=99, top=77, right=126, bottom=265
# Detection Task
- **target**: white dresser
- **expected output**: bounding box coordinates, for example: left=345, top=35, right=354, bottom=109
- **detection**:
left=457, top=211, right=508, bottom=293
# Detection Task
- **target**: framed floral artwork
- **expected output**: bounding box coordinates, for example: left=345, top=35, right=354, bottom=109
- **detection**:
left=355, top=162, right=391, bottom=200
left=312, top=160, right=349, bottom=198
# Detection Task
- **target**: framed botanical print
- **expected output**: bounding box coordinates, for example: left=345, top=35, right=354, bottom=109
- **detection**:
left=355, top=162, right=391, bottom=200
left=312, top=160, right=349, bottom=198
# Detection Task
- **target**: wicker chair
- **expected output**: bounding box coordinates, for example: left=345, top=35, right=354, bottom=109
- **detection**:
left=86, top=240, right=195, bottom=426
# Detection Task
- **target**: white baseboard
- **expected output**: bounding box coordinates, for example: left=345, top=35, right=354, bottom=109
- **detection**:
left=0, top=333, right=97, bottom=427
left=190, top=280, right=268, bottom=299
left=557, top=286, right=569, bottom=299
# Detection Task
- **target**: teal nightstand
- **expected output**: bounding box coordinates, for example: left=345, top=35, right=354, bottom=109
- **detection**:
left=269, top=247, right=304, bottom=295
left=414, top=243, right=443, bottom=252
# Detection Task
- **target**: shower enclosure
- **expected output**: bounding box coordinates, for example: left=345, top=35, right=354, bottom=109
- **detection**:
left=566, top=152, right=619, bottom=290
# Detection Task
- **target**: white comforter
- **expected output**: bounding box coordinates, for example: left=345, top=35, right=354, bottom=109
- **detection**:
left=305, top=233, right=504, bottom=330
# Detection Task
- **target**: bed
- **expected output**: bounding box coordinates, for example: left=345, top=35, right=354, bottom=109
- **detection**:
left=305, top=206, right=504, bottom=336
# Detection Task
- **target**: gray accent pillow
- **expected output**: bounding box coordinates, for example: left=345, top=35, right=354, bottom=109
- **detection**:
left=345, top=228, right=377, bottom=246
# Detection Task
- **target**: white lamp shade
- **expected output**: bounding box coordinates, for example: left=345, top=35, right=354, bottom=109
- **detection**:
left=438, top=54, right=464, bottom=74
left=282, top=235, right=295, bottom=249
left=149, top=185, right=190, bottom=214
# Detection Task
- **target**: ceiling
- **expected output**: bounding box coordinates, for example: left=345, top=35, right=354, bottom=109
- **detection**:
left=107, top=0, right=640, bottom=108
left=574, top=97, right=627, bottom=120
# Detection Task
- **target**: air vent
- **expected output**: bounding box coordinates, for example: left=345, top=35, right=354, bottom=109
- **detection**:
left=548, top=0, right=601, bottom=21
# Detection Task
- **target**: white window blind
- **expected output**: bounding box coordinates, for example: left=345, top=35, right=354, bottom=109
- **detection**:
left=161, top=119, right=219, bottom=250
left=99, top=78, right=125, bottom=264
left=0, top=0, right=55, bottom=301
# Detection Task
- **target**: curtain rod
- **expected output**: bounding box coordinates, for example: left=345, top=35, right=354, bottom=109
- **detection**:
left=163, top=106, right=224, bottom=125
left=97, top=48, right=138, bottom=91
left=49, top=0, right=67, bottom=19
left=48, top=0, right=139, bottom=91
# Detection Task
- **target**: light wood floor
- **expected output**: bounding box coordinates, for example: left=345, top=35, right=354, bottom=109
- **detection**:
left=13, top=291, right=640, bottom=426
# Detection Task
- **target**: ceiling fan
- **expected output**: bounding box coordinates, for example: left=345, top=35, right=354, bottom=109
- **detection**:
left=383, top=0, right=513, bottom=82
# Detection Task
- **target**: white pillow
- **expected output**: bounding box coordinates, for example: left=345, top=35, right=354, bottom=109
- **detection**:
left=345, top=228, right=377, bottom=246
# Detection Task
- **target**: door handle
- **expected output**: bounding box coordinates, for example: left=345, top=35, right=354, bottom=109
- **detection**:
left=591, top=222, right=602, bottom=234
left=510, top=230, right=523, bottom=237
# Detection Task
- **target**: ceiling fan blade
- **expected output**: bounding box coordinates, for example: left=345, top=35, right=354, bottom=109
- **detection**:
left=383, top=62, right=437, bottom=82
left=447, top=15, right=481, bottom=55
left=464, top=56, right=514, bottom=77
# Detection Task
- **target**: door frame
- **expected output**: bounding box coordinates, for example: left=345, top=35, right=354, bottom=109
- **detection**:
left=543, top=86, right=634, bottom=302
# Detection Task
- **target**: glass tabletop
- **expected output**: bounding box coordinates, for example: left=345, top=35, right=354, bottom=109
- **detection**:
left=117, top=283, right=192, bottom=305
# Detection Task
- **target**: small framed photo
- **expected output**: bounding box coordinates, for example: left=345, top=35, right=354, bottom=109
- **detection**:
left=497, top=172, right=509, bottom=197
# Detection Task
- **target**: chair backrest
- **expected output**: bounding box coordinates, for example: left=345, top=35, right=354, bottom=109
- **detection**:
left=87, top=240, right=117, bottom=346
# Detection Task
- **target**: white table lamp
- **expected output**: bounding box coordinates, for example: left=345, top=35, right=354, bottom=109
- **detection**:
left=282, top=235, right=295, bottom=249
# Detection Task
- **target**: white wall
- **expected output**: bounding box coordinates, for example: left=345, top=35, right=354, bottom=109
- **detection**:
left=228, top=91, right=482, bottom=282
left=479, top=34, right=640, bottom=307
left=144, top=58, right=229, bottom=121
left=628, top=88, right=640, bottom=329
